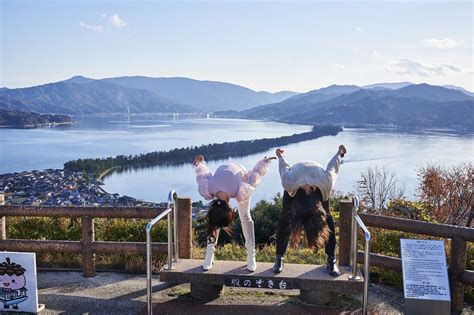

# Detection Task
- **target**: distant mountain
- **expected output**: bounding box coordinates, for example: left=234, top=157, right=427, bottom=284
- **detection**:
left=363, top=82, right=413, bottom=90
left=0, top=81, right=196, bottom=114
left=100, top=76, right=298, bottom=112
left=391, top=83, right=473, bottom=102
left=242, top=85, right=361, bottom=119
left=443, top=85, right=474, bottom=97
left=0, top=108, right=73, bottom=128
left=63, top=75, right=95, bottom=84
left=241, top=84, right=474, bottom=130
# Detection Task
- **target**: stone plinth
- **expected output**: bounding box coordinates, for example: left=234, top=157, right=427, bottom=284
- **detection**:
left=160, top=259, right=363, bottom=304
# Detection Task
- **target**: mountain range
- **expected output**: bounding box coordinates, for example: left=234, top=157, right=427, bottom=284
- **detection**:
left=0, top=76, right=472, bottom=130
left=0, top=76, right=297, bottom=114
left=241, top=83, right=474, bottom=130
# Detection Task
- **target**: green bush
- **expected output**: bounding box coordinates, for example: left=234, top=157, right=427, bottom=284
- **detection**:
left=193, top=193, right=342, bottom=247
left=6, top=216, right=168, bottom=271
left=7, top=217, right=167, bottom=243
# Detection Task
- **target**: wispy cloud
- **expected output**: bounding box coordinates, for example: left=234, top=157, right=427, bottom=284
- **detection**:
left=334, top=64, right=345, bottom=69
left=422, top=38, right=464, bottom=49
left=109, top=14, right=127, bottom=29
left=79, top=21, right=104, bottom=32
left=355, top=26, right=362, bottom=32
left=387, top=59, right=460, bottom=77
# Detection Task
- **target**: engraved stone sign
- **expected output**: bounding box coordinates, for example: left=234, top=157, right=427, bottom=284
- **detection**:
left=224, top=276, right=292, bottom=290
left=401, top=239, right=451, bottom=315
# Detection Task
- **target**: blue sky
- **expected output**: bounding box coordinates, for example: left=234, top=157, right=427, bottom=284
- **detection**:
left=1, top=0, right=472, bottom=92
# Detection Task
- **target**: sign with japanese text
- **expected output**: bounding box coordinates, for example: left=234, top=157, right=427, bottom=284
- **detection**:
left=224, top=276, right=292, bottom=290
left=401, top=239, right=450, bottom=315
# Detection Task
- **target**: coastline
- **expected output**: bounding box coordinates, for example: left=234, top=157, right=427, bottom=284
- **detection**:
left=97, top=166, right=121, bottom=181
left=0, top=121, right=74, bottom=129
left=63, top=125, right=342, bottom=177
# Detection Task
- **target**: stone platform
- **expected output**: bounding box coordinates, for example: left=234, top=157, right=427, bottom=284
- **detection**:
left=159, top=259, right=363, bottom=304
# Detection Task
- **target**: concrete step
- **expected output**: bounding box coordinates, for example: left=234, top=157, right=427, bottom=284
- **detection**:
left=159, top=259, right=363, bottom=304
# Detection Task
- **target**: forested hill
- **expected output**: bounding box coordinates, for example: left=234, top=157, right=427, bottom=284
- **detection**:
left=0, top=108, right=72, bottom=128
left=64, top=125, right=342, bottom=176
left=240, top=84, right=474, bottom=131
left=0, top=80, right=197, bottom=115
left=0, top=76, right=297, bottom=114
left=101, top=76, right=298, bottom=112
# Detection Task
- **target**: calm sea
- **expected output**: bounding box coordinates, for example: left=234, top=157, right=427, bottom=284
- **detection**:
left=1, top=116, right=472, bottom=207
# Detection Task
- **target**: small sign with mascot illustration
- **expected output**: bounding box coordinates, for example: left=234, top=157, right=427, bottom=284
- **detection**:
left=0, top=252, right=39, bottom=313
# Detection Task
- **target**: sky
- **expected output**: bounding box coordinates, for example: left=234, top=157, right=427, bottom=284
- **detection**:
left=1, top=0, right=473, bottom=93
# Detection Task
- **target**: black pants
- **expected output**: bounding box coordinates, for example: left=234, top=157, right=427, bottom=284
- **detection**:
left=275, top=191, right=336, bottom=257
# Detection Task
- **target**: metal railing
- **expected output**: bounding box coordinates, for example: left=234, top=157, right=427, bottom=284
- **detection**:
left=348, top=195, right=371, bottom=315
left=146, top=190, right=177, bottom=315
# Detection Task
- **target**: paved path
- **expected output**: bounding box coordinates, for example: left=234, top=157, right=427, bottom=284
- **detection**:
left=34, top=271, right=382, bottom=315
left=33, top=271, right=472, bottom=315
left=37, top=271, right=163, bottom=315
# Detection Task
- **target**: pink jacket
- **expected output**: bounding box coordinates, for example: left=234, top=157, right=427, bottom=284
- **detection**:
left=194, top=158, right=272, bottom=203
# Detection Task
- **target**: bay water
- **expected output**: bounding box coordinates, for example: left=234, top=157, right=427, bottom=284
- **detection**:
left=1, top=116, right=472, bottom=207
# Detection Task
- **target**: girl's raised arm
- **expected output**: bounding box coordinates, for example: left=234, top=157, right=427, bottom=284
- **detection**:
left=194, top=155, right=213, bottom=200
left=236, top=156, right=275, bottom=203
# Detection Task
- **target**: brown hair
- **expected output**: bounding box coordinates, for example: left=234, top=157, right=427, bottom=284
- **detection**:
left=206, top=199, right=234, bottom=239
left=290, top=188, right=330, bottom=250
left=0, top=257, right=26, bottom=276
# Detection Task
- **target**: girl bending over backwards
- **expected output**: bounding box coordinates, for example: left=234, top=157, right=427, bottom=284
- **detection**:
left=273, top=145, right=346, bottom=276
left=193, top=155, right=275, bottom=272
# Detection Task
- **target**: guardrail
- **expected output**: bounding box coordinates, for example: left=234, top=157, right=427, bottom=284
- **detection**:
left=338, top=197, right=474, bottom=313
left=348, top=195, right=370, bottom=315
left=0, top=194, right=192, bottom=277
left=146, top=191, right=177, bottom=315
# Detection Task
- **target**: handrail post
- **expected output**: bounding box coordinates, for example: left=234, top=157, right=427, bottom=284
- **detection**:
left=167, top=211, right=173, bottom=269
left=81, top=215, right=96, bottom=277
left=363, top=236, right=370, bottom=314
left=349, top=196, right=361, bottom=281
left=146, top=190, right=176, bottom=315
left=173, top=195, right=179, bottom=263
left=177, top=197, right=192, bottom=259
left=338, top=198, right=352, bottom=266
left=450, top=236, right=466, bottom=313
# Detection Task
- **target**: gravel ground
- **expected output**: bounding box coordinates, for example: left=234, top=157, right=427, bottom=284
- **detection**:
left=36, top=271, right=163, bottom=315
left=24, top=271, right=472, bottom=315
left=149, top=283, right=405, bottom=315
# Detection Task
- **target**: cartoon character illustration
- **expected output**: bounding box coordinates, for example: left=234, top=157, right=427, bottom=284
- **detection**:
left=0, top=257, right=28, bottom=309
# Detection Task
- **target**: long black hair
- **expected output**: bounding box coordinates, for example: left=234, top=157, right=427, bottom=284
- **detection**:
left=206, top=199, right=234, bottom=241
left=287, top=188, right=330, bottom=249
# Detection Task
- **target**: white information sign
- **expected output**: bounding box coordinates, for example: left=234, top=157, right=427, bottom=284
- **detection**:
left=400, top=239, right=450, bottom=301
left=0, top=252, right=39, bottom=313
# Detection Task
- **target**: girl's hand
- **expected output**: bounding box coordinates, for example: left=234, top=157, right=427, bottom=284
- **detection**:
left=193, top=155, right=204, bottom=166
left=276, top=148, right=284, bottom=158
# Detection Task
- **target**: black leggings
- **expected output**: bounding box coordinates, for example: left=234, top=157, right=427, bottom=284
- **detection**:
left=275, top=192, right=336, bottom=257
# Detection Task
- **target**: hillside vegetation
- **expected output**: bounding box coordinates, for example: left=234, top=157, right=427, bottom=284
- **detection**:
left=240, top=84, right=474, bottom=130
left=0, top=108, right=72, bottom=128
left=64, top=125, right=342, bottom=176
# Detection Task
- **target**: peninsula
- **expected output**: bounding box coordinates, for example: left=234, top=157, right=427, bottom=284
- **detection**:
left=0, top=109, right=73, bottom=129
left=64, top=125, right=342, bottom=177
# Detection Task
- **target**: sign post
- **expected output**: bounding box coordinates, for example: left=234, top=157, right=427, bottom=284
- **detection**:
left=401, top=239, right=451, bottom=315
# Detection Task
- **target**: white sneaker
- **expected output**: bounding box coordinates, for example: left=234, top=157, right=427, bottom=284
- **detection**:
left=247, top=248, right=256, bottom=272
left=203, top=243, right=215, bottom=271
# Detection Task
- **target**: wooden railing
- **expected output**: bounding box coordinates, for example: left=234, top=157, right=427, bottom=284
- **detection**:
left=1, top=194, right=472, bottom=311
left=338, top=198, right=474, bottom=313
left=0, top=197, right=192, bottom=277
